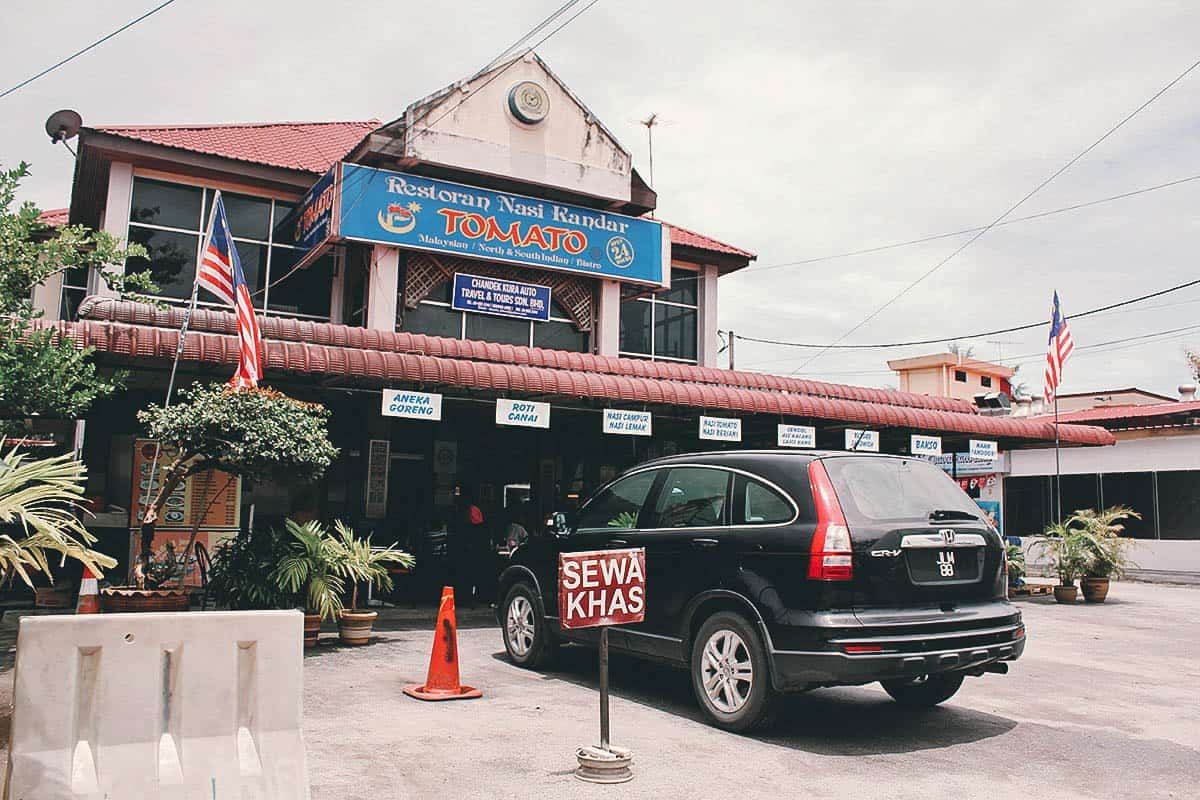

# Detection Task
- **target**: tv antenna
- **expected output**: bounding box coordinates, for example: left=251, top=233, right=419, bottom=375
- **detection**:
left=45, top=109, right=82, bottom=157
left=639, top=113, right=659, bottom=188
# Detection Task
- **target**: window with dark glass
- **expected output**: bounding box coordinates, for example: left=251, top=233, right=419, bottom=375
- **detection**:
left=576, top=470, right=657, bottom=530
left=1156, top=471, right=1200, bottom=540
left=619, top=267, right=699, bottom=364
left=403, top=284, right=588, bottom=352
left=1099, top=473, right=1157, bottom=539
left=736, top=477, right=794, bottom=524
left=648, top=467, right=729, bottom=528
left=981, top=375, right=993, bottom=387
left=124, top=178, right=331, bottom=319
left=955, top=370, right=967, bottom=382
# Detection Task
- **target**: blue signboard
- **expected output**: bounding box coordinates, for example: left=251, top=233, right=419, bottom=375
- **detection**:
left=337, top=164, right=667, bottom=286
left=452, top=273, right=551, bottom=322
left=295, top=166, right=337, bottom=252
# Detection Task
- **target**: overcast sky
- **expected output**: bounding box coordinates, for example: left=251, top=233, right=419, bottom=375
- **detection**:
left=3, top=0, right=1200, bottom=397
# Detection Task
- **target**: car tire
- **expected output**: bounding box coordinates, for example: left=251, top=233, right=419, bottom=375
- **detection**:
left=690, top=611, right=774, bottom=732
left=880, top=672, right=965, bottom=707
left=501, top=582, right=557, bottom=668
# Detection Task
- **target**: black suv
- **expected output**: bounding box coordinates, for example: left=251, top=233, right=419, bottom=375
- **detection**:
left=497, top=450, right=1025, bottom=731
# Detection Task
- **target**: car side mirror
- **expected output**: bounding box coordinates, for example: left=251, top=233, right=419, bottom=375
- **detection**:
left=546, top=511, right=572, bottom=538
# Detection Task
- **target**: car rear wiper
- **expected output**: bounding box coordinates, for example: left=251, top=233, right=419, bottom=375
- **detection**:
left=929, top=508, right=979, bottom=522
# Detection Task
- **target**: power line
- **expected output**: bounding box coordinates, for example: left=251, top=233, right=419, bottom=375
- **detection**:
left=727, top=276, right=1200, bottom=350
left=0, top=1, right=181, bottom=101
left=741, top=323, right=1200, bottom=375
left=737, top=173, right=1200, bottom=274
left=788, top=55, right=1200, bottom=375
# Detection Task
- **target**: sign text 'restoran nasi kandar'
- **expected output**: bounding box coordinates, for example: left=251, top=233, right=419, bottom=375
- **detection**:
left=331, top=164, right=667, bottom=286
left=558, top=548, right=646, bottom=630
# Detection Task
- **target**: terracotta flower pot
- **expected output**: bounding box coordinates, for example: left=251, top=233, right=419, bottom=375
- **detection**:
left=1081, top=577, right=1110, bottom=604
left=1053, top=584, right=1078, bottom=604
left=337, top=609, right=378, bottom=646
left=304, top=613, right=322, bottom=648
left=100, top=586, right=190, bottom=613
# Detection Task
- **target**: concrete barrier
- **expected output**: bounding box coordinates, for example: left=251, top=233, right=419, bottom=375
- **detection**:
left=4, top=610, right=309, bottom=800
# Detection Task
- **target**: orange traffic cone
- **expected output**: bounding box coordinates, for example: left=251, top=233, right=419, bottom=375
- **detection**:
left=403, top=586, right=483, bottom=701
left=76, top=567, right=100, bottom=614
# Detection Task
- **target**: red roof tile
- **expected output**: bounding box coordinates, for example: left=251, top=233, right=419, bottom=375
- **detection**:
left=36, top=208, right=69, bottom=226
left=663, top=221, right=755, bottom=259
left=1039, top=400, right=1200, bottom=425
left=64, top=300, right=1112, bottom=446
left=92, top=120, right=379, bottom=174
left=79, top=299, right=975, bottom=413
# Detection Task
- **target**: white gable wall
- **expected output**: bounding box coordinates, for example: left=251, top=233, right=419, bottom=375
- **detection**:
left=404, top=56, right=633, bottom=203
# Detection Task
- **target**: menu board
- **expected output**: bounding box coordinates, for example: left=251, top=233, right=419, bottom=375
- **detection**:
left=365, top=439, right=390, bottom=518
left=131, top=439, right=241, bottom=529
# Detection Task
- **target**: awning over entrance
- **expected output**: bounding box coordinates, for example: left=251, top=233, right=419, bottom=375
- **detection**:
left=61, top=298, right=1113, bottom=447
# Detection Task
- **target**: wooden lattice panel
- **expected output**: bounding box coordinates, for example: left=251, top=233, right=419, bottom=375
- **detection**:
left=402, top=252, right=593, bottom=332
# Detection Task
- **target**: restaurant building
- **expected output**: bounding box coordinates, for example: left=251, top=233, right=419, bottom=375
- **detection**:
left=33, top=54, right=1111, bottom=573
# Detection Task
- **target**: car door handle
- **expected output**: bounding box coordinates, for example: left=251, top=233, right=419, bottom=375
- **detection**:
left=691, top=538, right=719, bottom=549
left=607, top=539, right=630, bottom=548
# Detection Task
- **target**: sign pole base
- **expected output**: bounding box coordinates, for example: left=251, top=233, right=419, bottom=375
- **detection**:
left=575, top=745, right=633, bottom=784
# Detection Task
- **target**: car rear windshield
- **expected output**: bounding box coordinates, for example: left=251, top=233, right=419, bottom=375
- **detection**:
left=821, top=456, right=981, bottom=525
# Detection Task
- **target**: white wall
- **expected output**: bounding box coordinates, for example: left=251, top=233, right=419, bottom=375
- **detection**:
left=1023, top=538, right=1200, bottom=582
left=1009, top=432, right=1200, bottom=476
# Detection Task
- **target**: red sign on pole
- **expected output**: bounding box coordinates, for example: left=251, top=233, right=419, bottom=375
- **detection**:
left=558, top=548, right=646, bottom=630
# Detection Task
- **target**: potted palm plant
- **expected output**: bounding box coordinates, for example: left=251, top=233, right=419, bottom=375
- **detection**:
left=332, top=522, right=414, bottom=645
left=1072, top=506, right=1139, bottom=603
left=272, top=520, right=346, bottom=647
left=1033, top=521, right=1088, bottom=603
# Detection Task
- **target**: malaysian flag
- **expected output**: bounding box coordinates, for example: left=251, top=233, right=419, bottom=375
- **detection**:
left=198, top=194, right=262, bottom=389
left=1043, top=291, right=1074, bottom=404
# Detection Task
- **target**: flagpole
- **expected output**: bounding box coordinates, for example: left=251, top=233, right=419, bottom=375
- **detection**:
left=1054, top=393, right=1062, bottom=525
left=136, top=190, right=221, bottom=573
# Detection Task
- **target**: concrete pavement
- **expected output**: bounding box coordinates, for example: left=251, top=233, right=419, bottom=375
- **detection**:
left=303, top=582, right=1200, bottom=799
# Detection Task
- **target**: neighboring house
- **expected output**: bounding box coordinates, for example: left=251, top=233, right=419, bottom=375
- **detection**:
left=888, top=353, right=1015, bottom=403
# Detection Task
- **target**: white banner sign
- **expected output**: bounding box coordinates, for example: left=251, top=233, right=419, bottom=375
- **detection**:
left=777, top=424, right=816, bottom=448
left=910, top=434, right=942, bottom=456
left=381, top=389, right=443, bottom=421
left=845, top=429, right=880, bottom=452
left=603, top=409, right=652, bottom=436
left=699, top=415, right=742, bottom=442
left=496, top=399, right=551, bottom=429
left=969, top=439, right=998, bottom=460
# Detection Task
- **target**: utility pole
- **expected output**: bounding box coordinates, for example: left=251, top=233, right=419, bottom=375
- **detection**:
left=728, top=330, right=735, bottom=370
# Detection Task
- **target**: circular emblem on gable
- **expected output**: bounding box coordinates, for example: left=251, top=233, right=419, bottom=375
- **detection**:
left=508, top=81, right=550, bottom=125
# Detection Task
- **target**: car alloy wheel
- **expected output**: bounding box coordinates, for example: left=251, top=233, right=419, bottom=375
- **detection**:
left=700, top=629, right=754, bottom=713
left=506, top=594, right=535, bottom=658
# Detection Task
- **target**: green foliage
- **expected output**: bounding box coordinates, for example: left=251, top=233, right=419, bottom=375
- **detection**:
left=208, top=527, right=294, bottom=610
left=1035, top=506, right=1141, bottom=584
left=271, top=519, right=414, bottom=618
left=138, top=383, right=338, bottom=486
left=607, top=511, right=638, bottom=529
left=271, top=519, right=347, bottom=620
left=0, top=161, right=154, bottom=423
left=1071, top=506, right=1140, bottom=579
left=1005, top=542, right=1026, bottom=583
left=332, top=520, right=414, bottom=611
left=0, top=444, right=116, bottom=585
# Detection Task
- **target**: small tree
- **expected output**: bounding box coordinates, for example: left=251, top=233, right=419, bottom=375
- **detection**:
left=0, top=162, right=154, bottom=431
left=136, top=383, right=338, bottom=577
left=1187, top=349, right=1199, bottom=382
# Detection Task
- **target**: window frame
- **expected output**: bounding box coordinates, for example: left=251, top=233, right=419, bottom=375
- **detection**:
left=644, top=466, right=733, bottom=530
left=954, top=370, right=968, bottom=383
left=732, top=474, right=800, bottom=526
left=981, top=375, right=993, bottom=388
left=574, top=468, right=662, bottom=532
left=121, top=176, right=332, bottom=322
left=618, top=267, right=700, bottom=364
left=410, top=292, right=586, bottom=351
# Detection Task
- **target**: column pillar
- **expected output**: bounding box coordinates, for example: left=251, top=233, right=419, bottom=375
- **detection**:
left=595, top=279, right=621, bottom=357
left=696, top=264, right=719, bottom=368
left=93, top=161, right=134, bottom=298
left=366, top=245, right=399, bottom=332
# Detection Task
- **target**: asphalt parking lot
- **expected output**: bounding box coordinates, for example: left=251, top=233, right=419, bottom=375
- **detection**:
left=305, top=581, right=1200, bottom=800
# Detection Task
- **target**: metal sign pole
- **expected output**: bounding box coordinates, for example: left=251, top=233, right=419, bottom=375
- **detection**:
left=599, top=627, right=610, bottom=751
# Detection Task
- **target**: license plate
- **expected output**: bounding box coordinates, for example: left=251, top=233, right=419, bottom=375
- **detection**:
left=907, top=547, right=981, bottom=584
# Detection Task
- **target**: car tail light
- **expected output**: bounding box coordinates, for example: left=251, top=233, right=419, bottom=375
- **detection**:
left=807, top=460, right=853, bottom=581
left=842, top=644, right=883, bottom=654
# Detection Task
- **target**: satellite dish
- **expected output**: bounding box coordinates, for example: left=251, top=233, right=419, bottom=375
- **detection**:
left=45, top=109, right=82, bottom=143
